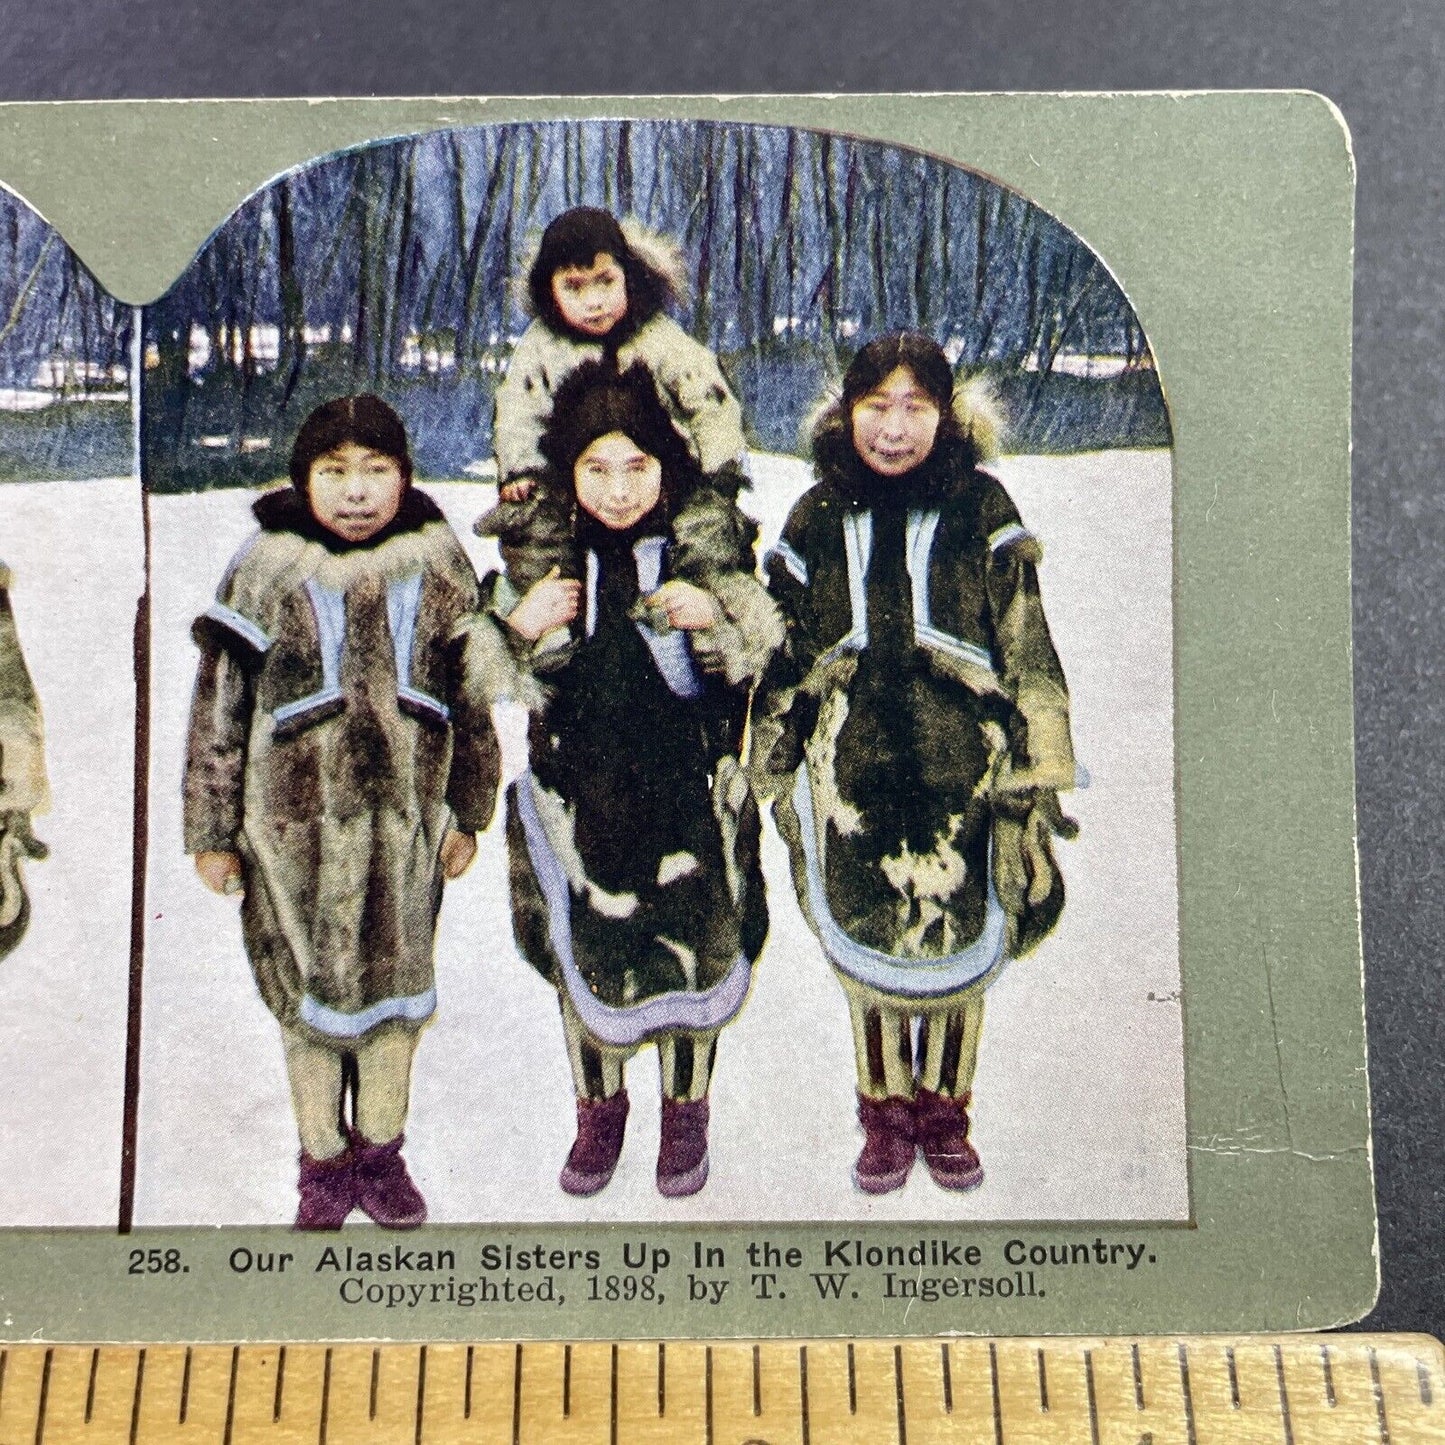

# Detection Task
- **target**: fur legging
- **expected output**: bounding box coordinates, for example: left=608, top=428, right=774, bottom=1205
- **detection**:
left=838, top=973, right=985, bottom=1101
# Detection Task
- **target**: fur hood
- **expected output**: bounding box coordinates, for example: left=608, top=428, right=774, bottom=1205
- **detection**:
left=226, top=491, right=472, bottom=604
left=516, top=217, right=690, bottom=319
left=806, top=371, right=1006, bottom=482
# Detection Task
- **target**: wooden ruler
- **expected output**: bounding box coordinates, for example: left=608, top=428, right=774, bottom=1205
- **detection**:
left=0, top=1335, right=1440, bottom=1443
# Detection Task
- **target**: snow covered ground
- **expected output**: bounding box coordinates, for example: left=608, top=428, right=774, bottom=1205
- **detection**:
left=0, top=477, right=142, bottom=1226
left=134, top=448, right=1185, bottom=1226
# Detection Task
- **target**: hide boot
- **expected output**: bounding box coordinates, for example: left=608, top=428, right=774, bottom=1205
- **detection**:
left=914, top=1088, right=984, bottom=1191
left=853, top=1093, right=917, bottom=1194
left=656, top=1096, right=710, bottom=1197
left=350, top=1131, right=427, bottom=1228
left=294, top=1148, right=355, bottom=1231
left=559, top=1089, right=630, bottom=1196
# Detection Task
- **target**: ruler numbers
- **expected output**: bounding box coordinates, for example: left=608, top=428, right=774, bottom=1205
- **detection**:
left=0, top=1336, right=1441, bottom=1441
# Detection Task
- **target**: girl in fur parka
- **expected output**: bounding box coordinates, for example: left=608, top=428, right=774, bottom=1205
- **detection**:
left=477, top=207, right=747, bottom=631
left=483, top=361, right=780, bottom=1199
left=754, top=334, right=1077, bottom=1196
left=0, top=561, right=48, bottom=961
left=184, top=396, right=501, bottom=1231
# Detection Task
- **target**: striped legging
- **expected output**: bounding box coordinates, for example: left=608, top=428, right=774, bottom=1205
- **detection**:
left=839, top=973, right=986, bottom=1101
left=559, top=993, right=719, bottom=1104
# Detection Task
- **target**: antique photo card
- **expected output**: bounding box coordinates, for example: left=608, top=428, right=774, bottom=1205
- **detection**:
left=0, top=95, right=1367, bottom=1340
left=135, top=119, right=1184, bottom=1231
left=0, top=189, right=140, bottom=1227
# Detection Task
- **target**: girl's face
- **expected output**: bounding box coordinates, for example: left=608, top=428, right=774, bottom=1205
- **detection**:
left=574, top=431, right=662, bottom=530
left=551, top=253, right=629, bottom=337
left=850, top=365, right=943, bottom=477
left=307, top=442, right=407, bottom=543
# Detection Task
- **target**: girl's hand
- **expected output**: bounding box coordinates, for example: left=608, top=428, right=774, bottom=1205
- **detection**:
left=440, top=828, right=478, bottom=879
left=648, top=579, right=719, bottom=631
left=505, top=567, right=581, bottom=641
left=499, top=478, right=535, bottom=504
left=195, top=850, right=244, bottom=897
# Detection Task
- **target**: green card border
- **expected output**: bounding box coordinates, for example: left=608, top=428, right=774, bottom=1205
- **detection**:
left=0, top=94, right=1369, bottom=1341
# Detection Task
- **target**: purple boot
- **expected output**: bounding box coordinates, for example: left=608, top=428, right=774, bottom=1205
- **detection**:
left=657, top=1097, right=710, bottom=1197
left=914, top=1088, right=985, bottom=1191
left=351, top=1132, right=427, bottom=1228
left=559, top=1090, right=630, bottom=1196
left=853, top=1094, right=917, bottom=1194
left=295, top=1148, right=355, bottom=1231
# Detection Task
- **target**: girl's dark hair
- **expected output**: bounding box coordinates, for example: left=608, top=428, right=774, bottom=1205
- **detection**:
left=539, top=361, right=699, bottom=513
left=840, top=332, right=957, bottom=415
left=528, top=207, right=669, bottom=338
left=289, top=394, right=413, bottom=493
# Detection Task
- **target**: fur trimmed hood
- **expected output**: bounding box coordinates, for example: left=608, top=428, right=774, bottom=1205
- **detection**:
left=225, top=495, right=473, bottom=607
left=806, top=370, right=1006, bottom=484
left=517, top=214, right=689, bottom=326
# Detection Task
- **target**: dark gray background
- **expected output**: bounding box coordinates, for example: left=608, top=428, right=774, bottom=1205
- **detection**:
left=0, top=0, right=1437, bottom=1334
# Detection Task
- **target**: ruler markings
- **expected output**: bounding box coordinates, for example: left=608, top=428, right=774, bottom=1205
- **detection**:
left=510, top=1342, right=521, bottom=1445
left=33, top=1347, right=51, bottom=1445
left=128, top=1349, right=146, bottom=1445
left=989, top=1341, right=1003, bottom=1445
left=1132, top=1339, right=1146, bottom=1410
left=609, top=1342, right=618, bottom=1445
left=178, top=1346, right=192, bottom=1425
left=1084, top=1348, right=1102, bottom=1445
left=0, top=1348, right=7, bottom=1413
left=1177, top=1340, right=1198, bottom=1445
left=704, top=1345, right=713, bottom=1445
left=1372, top=1345, right=1393, bottom=1445
left=318, top=1346, right=332, bottom=1445
left=84, top=1345, right=99, bottom=1423
left=274, top=1343, right=287, bottom=1421
left=798, top=1345, right=810, bottom=1445
left=561, top=1342, right=571, bottom=1417
left=1321, top=1341, right=1338, bottom=1408
left=894, top=1343, right=907, bottom=1445
left=222, top=1344, right=238, bottom=1445
left=1273, top=1342, right=1296, bottom=1445
left=7, top=1337, right=1445, bottom=1441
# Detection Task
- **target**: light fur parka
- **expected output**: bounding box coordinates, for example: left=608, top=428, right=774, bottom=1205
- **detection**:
left=0, top=563, right=47, bottom=819
left=493, top=224, right=745, bottom=484
left=184, top=496, right=501, bottom=1048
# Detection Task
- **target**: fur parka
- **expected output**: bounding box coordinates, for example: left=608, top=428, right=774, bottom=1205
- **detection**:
left=756, top=396, right=1075, bottom=990
left=0, top=563, right=47, bottom=819
left=183, top=493, right=501, bottom=1048
left=493, top=223, right=744, bottom=485
left=0, top=561, right=48, bottom=960
left=482, top=484, right=782, bottom=1047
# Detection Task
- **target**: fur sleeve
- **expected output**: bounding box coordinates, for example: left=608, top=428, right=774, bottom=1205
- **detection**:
left=986, top=527, right=1075, bottom=791
left=182, top=634, right=253, bottom=854
left=0, top=579, right=47, bottom=816
left=642, top=317, right=746, bottom=474
left=493, top=322, right=561, bottom=483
